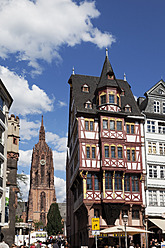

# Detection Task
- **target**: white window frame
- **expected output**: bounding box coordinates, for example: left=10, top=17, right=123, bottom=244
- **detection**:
left=147, top=120, right=155, bottom=133
left=149, top=165, right=157, bottom=178
left=154, top=101, right=160, bottom=113
left=149, top=190, right=157, bottom=206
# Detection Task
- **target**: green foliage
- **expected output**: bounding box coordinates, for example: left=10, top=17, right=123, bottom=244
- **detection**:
left=46, top=203, right=63, bottom=236
left=17, top=173, right=28, bottom=201
left=33, top=220, right=44, bottom=231
left=15, top=215, right=23, bottom=223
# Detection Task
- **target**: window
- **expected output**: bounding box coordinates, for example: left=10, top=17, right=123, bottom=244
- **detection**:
left=147, top=121, right=155, bottom=133
left=154, top=101, right=160, bottom=113
left=85, top=120, right=94, bottom=131
left=92, top=147, right=96, bottom=159
left=105, top=172, right=112, bottom=190
left=86, top=146, right=90, bottom=159
left=160, top=166, right=165, bottom=178
left=148, top=142, right=156, bottom=154
left=109, top=94, right=115, bottom=104
left=85, top=101, right=92, bottom=109
left=90, top=121, right=94, bottom=131
left=159, top=143, right=165, bottom=155
left=87, top=173, right=92, bottom=190
left=149, top=165, right=157, bottom=178
left=124, top=174, right=130, bottom=191
left=127, top=149, right=131, bottom=161
left=0, top=97, right=4, bottom=112
left=94, top=174, right=100, bottom=190
left=158, top=122, right=165, bottom=134
left=86, top=145, right=96, bottom=159
left=82, top=84, right=89, bottom=92
left=131, top=125, right=135, bottom=134
left=101, top=94, right=106, bottom=105
left=104, top=146, right=109, bottom=158
left=111, top=146, right=116, bottom=158
left=117, top=121, right=122, bottom=131
left=125, top=104, right=131, bottom=112
left=126, top=123, right=135, bottom=134
left=13, top=137, right=17, bottom=145
left=132, top=150, right=136, bottom=161
left=126, top=124, right=130, bottom=134
left=163, top=103, right=165, bottom=114
left=132, top=210, right=139, bottom=219
left=117, top=147, right=123, bottom=159
left=103, top=119, right=108, bottom=129
left=132, top=175, right=139, bottom=192
left=117, top=96, right=120, bottom=106
left=85, top=121, right=89, bottom=130
left=110, top=120, right=115, bottom=130
left=160, top=191, right=165, bottom=206
left=115, top=173, right=122, bottom=190
left=149, top=190, right=157, bottom=206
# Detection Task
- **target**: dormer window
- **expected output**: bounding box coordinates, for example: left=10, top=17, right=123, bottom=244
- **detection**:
left=82, top=84, right=89, bottom=93
left=109, top=94, right=115, bottom=104
left=159, top=89, right=164, bottom=95
left=85, top=100, right=92, bottom=109
left=100, top=94, right=106, bottom=105
left=125, top=104, right=131, bottom=112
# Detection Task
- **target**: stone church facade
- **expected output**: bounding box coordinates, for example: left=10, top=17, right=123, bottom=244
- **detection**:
left=28, top=116, right=56, bottom=226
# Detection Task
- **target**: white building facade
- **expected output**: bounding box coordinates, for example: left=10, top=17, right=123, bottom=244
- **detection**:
left=138, top=79, right=165, bottom=239
left=0, top=79, right=13, bottom=231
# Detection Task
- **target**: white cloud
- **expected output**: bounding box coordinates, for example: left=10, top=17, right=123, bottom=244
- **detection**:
left=0, top=66, right=54, bottom=116
left=46, top=132, right=67, bottom=152
left=17, top=174, right=66, bottom=203
left=53, top=150, right=66, bottom=171
left=20, top=119, right=40, bottom=140
left=19, top=150, right=32, bottom=167
left=58, top=101, right=67, bottom=107
left=54, top=176, right=66, bottom=203
left=0, top=0, right=115, bottom=74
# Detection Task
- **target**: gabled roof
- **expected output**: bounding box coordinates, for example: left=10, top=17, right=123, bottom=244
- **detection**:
left=145, top=79, right=165, bottom=96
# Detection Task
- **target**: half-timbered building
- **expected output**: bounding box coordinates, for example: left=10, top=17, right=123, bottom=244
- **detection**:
left=66, top=52, right=146, bottom=248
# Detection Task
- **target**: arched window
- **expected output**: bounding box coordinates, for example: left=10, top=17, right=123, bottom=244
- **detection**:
left=40, top=192, right=46, bottom=211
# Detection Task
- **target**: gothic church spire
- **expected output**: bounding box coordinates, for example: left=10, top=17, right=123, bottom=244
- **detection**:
left=39, top=115, right=45, bottom=141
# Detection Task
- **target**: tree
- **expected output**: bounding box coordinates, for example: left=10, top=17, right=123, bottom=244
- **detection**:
left=33, top=220, right=44, bottom=231
left=46, top=203, right=63, bottom=236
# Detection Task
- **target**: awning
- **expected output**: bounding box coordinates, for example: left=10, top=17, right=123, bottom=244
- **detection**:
left=100, top=225, right=152, bottom=235
left=149, top=219, right=165, bottom=233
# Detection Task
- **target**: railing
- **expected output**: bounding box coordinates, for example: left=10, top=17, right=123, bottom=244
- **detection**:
left=0, top=143, right=4, bottom=155
left=0, top=110, right=5, bottom=123
left=0, top=177, right=3, bottom=187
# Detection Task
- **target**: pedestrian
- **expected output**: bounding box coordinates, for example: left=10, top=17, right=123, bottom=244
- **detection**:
left=36, top=241, right=41, bottom=248
left=129, top=243, right=134, bottom=248
left=0, top=233, right=9, bottom=248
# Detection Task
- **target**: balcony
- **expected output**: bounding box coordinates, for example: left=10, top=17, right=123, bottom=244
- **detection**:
left=0, top=110, right=5, bottom=123
left=0, top=143, right=4, bottom=155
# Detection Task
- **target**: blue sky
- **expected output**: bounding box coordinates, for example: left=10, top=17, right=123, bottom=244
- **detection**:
left=0, top=0, right=165, bottom=202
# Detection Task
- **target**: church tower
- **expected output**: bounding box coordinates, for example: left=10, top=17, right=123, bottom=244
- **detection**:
left=28, top=116, right=56, bottom=226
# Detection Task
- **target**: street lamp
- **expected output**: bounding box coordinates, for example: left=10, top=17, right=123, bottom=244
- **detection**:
left=28, top=220, right=33, bottom=248
left=123, top=214, right=128, bottom=248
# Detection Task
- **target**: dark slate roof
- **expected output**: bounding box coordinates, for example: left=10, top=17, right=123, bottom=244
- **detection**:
left=69, top=74, right=142, bottom=117
left=97, top=55, right=120, bottom=90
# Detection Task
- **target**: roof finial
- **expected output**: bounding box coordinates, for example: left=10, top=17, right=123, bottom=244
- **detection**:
left=106, top=48, right=108, bottom=57
left=41, top=115, right=43, bottom=126
left=124, top=72, right=127, bottom=81
left=72, top=67, right=75, bottom=75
